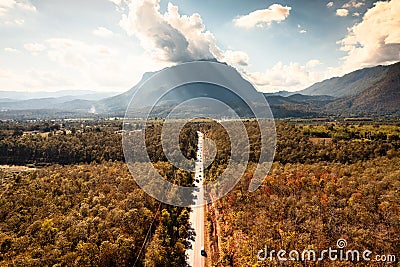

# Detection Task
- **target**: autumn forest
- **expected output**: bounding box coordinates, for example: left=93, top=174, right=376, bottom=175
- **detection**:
left=0, top=119, right=399, bottom=266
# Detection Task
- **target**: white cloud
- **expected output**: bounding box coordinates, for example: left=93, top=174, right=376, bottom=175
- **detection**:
left=23, top=70, right=74, bottom=88
left=306, top=59, right=321, bottom=68
left=342, top=0, right=364, bottom=9
left=297, top=24, right=307, bottom=34
left=327, top=2, right=334, bottom=8
left=119, top=0, right=221, bottom=63
left=338, top=0, right=400, bottom=72
left=0, top=0, right=36, bottom=16
left=2, top=18, right=25, bottom=26
left=46, top=39, right=113, bottom=69
left=242, top=61, right=324, bottom=92
left=93, top=27, right=114, bottom=37
left=0, top=0, right=15, bottom=16
left=222, top=50, right=249, bottom=66
left=117, top=0, right=248, bottom=66
left=112, top=0, right=325, bottom=93
left=15, top=1, right=36, bottom=12
left=233, top=4, right=291, bottom=29
left=4, top=47, right=19, bottom=53
left=353, top=12, right=360, bottom=16
left=24, top=43, right=46, bottom=54
left=44, top=38, right=166, bottom=90
left=14, top=18, right=24, bottom=25
left=0, top=66, right=79, bottom=91
left=336, top=8, right=349, bottom=16
left=0, top=38, right=166, bottom=91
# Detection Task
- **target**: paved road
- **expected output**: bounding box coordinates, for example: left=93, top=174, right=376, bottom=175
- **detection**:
left=187, top=131, right=205, bottom=267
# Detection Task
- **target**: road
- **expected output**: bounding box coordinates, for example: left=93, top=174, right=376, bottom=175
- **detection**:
left=187, top=131, right=205, bottom=267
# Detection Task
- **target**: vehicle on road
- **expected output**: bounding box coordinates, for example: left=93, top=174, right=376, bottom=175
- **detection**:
left=200, top=247, right=207, bottom=257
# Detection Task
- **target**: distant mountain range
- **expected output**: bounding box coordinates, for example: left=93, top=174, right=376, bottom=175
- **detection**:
left=299, top=65, right=391, bottom=98
left=0, top=90, right=117, bottom=113
left=322, top=62, right=400, bottom=116
left=0, top=90, right=117, bottom=101
left=299, top=62, right=400, bottom=116
left=0, top=61, right=399, bottom=118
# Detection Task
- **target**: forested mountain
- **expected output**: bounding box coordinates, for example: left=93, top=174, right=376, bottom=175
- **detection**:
left=263, top=94, right=335, bottom=118
left=324, top=62, right=400, bottom=116
left=299, top=63, right=394, bottom=97
left=95, top=60, right=261, bottom=115
left=97, top=61, right=400, bottom=118
left=1, top=62, right=399, bottom=118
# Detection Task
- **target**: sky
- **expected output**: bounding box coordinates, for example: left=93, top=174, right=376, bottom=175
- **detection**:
left=0, top=0, right=399, bottom=93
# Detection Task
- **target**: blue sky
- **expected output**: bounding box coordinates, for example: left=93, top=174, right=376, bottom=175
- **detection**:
left=0, top=0, right=399, bottom=92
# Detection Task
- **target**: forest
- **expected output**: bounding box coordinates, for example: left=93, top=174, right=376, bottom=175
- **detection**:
left=209, top=157, right=399, bottom=266
left=0, top=119, right=399, bottom=266
left=1, top=120, right=399, bottom=166
left=0, top=162, right=193, bottom=266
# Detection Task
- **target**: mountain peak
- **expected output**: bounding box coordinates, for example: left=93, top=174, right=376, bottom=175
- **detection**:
left=138, top=59, right=227, bottom=85
left=189, top=58, right=226, bottom=64
left=96, top=59, right=256, bottom=114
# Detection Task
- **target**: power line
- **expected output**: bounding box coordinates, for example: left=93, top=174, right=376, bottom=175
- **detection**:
left=133, top=201, right=162, bottom=267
